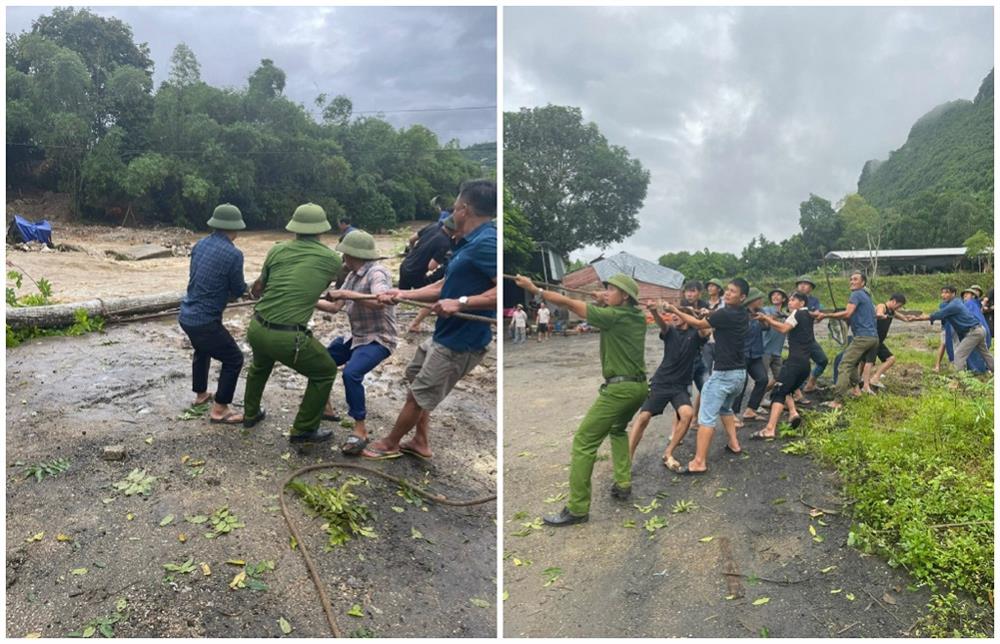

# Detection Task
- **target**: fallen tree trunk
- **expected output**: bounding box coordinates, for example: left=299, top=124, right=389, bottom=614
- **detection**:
left=5, top=292, right=186, bottom=329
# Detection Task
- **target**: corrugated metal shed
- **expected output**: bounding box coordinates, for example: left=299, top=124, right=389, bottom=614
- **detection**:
left=825, top=247, right=972, bottom=260
left=588, top=251, right=685, bottom=289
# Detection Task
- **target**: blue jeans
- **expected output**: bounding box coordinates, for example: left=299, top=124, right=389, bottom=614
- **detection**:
left=697, top=368, right=747, bottom=428
left=327, top=337, right=392, bottom=420
left=809, top=340, right=829, bottom=378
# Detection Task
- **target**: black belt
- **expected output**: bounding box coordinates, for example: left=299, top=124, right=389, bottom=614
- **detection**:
left=254, top=312, right=310, bottom=334
left=605, top=375, right=646, bottom=385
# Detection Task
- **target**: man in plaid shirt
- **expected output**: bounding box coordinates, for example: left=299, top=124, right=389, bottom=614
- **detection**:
left=315, top=230, right=398, bottom=454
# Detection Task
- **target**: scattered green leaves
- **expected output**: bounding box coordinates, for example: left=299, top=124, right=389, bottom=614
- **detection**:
left=112, top=469, right=156, bottom=496
left=633, top=499, right=660, bottom=514
left=204, top=507, right=245, bottom=539
left=177, top=402, right=210, bottom=421
left=511, top=517, right=543, bottom=537
left=288, top=477, right=376, bottom=549
left=543, top=492, right=568, bottom=504
left=671, top=499, right=696, bottom=514
left=162, top=558, right=196, bottom=574
left=542, top=567, right=563, bottom=587
left=643, top=516, right=667, bottom=538
left=23, top=458, right=71, bottom=482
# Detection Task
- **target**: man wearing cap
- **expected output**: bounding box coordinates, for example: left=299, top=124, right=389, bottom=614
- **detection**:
left=514, top=272, right=647, bottom=525
left=818, top=272, right=880, bottom=407
left=664, top=278, right=749, bottom=474
left=761, top=288, right=788, bottom=388
left=363, top=179, right=497, bottom=461
left=315, top=230, right=397, bottom=455
left=734, top=288, right=769, bottom=424
left=700, top=278, right=725, bottom=376
left=794, top=275, right=829, bottom=393
left=178, top=204, right=249, bottom=424
left=241, top=203, right=343, bottom=443
left=913, top=286, right=993, bottom=373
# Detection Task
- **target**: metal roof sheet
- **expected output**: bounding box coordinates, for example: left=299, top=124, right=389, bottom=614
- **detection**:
left=591, top=251, right=685, bottom=289
left=824, top=247, right=975, bottom=260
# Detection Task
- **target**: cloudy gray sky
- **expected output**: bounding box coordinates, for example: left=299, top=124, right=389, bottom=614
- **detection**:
left=505, top=6, right=993, bottom=261
left=7, top=5, right=496, bottom=145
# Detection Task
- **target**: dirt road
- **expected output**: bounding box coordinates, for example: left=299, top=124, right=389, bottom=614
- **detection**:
left=502, top=325, right=936, bottom=638
left=6, top=225, right=497, bottom=638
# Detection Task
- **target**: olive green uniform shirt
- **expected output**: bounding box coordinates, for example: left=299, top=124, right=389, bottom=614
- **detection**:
left=586, top=303, right=647, bottom=380
left=254, top=238, right=342, bottom=326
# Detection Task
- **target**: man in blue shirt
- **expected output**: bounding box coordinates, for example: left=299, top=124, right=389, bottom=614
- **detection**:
left=818, top=272, right=878, bottom=407
left=178, top=203, right=248, bottom=424
left=363, top=179, right=497, bottom=460
left=914, top=286, right=993, bottom=372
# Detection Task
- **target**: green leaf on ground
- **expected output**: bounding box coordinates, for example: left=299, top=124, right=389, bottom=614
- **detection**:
left=178, top=402, right=210, bottom=420
left=71, top=567, right=88, bottom=575
left=633, top=499, right=660, bottom=514
left=820, top=566, right=837, bottom=574
left=278, top=617, right=292, bottom=635
left=699, top=536, right=714, bottom=543
left=512, top=517, right=543, bottom=537
left=159, top=514, right=175, bottom=527
left=671, top=499, right=696, bottom=514
left=543, top=492, right=568, bottom=503
left=542, top=567, right=563, bottom=587
left=347, top=604, right=364, bottom=618
left=469, top=598, right=491, bottom=608
left=623, top=519, right=636, bottom=528
left=644, top=516, right=667, bottom=538
left=112, top=469, right=156, bottom=496
left=162, top=558, right=196, bottom=574
left=752, top=597, right=770, bottom=606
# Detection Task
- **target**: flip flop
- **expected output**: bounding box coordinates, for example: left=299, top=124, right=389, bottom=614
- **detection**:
left=725, top=445, right=743, bottom=455
left=789, top=415, right=802, bottom=429
left=663, top=456, right=683, bottom=473
left=749, top=430, right=775, bottom=440
left=209, top=412, right=244, bottom=425
left=400, top=443, right=433, bottom=461
left=361, top=445, right=402, bottom=460
left=194, top=393, right=214, bottom=406
left=679, top=467, right=707, bottom=476
left=340, top=435, right=369, bottom=456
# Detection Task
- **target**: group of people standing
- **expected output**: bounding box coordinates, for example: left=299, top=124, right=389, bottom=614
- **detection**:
left=177, top=179, right=496, bottom=460
left=508, top=302, right=552, bottom=344
left=514, top=270, right=993, bottom=526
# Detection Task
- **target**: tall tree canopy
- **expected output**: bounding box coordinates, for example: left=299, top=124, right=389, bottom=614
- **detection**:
left=5, top=8, right=494, bottom=231
left=504, top=105, right=650, bottom=256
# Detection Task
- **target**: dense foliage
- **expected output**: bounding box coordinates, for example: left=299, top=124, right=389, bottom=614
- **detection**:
left=6, top=8, right=492, bottom=230
left=504, top=105, right=650, bottom=256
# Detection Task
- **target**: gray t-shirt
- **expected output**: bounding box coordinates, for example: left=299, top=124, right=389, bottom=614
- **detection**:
left=848, top=288, right=878, bottom=338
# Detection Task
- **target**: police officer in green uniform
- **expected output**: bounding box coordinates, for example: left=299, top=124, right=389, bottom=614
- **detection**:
left=242, top=203, right=343, bottom=443
left=514, top=273, right=649, bottom=526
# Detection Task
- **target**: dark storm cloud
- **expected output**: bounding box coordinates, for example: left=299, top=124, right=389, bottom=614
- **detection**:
left=6, top=5, right=496, bottom=145
left=504, top=6, right=993, bottom=261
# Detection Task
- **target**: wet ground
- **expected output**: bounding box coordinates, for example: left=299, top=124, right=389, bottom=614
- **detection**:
left=502, top=324, right=940, bottom=638
left=6, top=224, right=497, bottom=638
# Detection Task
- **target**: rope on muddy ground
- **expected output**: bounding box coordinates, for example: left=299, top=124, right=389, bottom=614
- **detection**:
left=278, top=462, right=496, bottom=638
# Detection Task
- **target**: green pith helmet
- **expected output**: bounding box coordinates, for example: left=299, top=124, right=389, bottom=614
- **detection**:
left=336, top=229, right=380, bottom=260
left=206, top=203, right=246, bottom=230
left=285, top=203, right=330, bottom=234
left=707, top=278, right=725, bottom=291
left=443, top=214, right=457, bottom=231
left=795, top=274, right=817, bottom=288
left=744, top=287, right=765, bottom=306
left=768, top=287, right=788, bottom=302
left=604, top=273, right=640, bottom=302
left=968, top=284, right=984, bottom=297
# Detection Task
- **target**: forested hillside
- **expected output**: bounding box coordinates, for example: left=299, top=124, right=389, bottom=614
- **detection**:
left=6, top=8, right=493, bottom=230
left=857, top=69, right=993, bottom=248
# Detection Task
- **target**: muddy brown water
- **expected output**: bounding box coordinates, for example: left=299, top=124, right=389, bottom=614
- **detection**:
left=502, top=325, right=941, bottom=638
left=6, top=225, right=497, bottom=638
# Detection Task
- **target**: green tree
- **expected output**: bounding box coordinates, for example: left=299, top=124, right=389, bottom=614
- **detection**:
left=963, top=230, right=993, bottom=272
left=503, top=188, right=536, bottom=275
left=659, top=249, right=741, bottom=282
left=798, top=193, right=841, bottom=260
left=168, top=43, right=201, bottom=87
left=837, top=194, right=898, bottom=278
left=505, top=105, right=650, bottom=255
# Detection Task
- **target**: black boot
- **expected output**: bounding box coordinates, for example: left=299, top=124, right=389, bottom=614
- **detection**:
left=543, top=507, right=589, bottom=527
left=289, top=428, right=334, bottom=444
left=243, top=408, right=266, bottom=429
left=610, top=483, right=632, bottom=500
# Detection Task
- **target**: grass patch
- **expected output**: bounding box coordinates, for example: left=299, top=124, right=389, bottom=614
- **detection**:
left=804, top=371, right=993, bottom=636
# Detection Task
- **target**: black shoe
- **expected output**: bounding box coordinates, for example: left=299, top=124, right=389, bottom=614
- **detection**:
left=243, top=408, right=266, bottom=429
left=289, top=428, right=334, bottom=444
left=542, top=507, right=589, bottom=527
left=610, top=483, right=632, bottom=500
left=322, top=412, right=341, bottom=422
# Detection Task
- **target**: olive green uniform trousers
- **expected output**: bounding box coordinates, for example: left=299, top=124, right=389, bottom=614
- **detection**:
left=566, top=381, right=649, bottom=516
left=243, top=319, right=338, bottom=435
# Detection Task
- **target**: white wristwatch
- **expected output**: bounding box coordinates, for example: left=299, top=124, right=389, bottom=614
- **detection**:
left=458, top=295, right=469, bottom=309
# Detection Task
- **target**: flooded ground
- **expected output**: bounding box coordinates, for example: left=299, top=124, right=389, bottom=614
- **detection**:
left=6, top=212, right=497, bottom=638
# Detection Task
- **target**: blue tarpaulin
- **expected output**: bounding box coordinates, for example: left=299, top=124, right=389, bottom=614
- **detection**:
left=8, top=214, right=52, bottom=245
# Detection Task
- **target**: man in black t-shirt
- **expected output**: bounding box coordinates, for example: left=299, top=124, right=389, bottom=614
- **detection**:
left=664, top=278, right=749, bottom=475
left=678, top=280, right=709, bottom=392
left=398, top=219, right=454, bottom=290
left=751, top=291, right=819, bottom=439
left=626, top=302, right=711, bottom=471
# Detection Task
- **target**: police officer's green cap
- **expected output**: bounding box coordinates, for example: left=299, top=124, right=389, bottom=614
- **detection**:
left=768, top=287, right=788, bottom=301
left=336, top=229, right=380, bottom=260
left=206, top=203, right=245, bottom=230
left=443, top=214, right=457, bottom=231
left=795, top=275, right=817, bottom=288
left=707, top=278, right=725, bottom=290
left=604, top=273, right=640, bottom=301
left=744, top=288, right=765, bottom=306
left=967, top=284, right=984, bottom=297
left=285, top=203, right=330, bottom=234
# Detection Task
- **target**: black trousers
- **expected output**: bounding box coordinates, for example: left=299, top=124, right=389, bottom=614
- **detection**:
left=735, top=356, right=768, bottom=414
left=179, top=319, right=244, bottom=405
